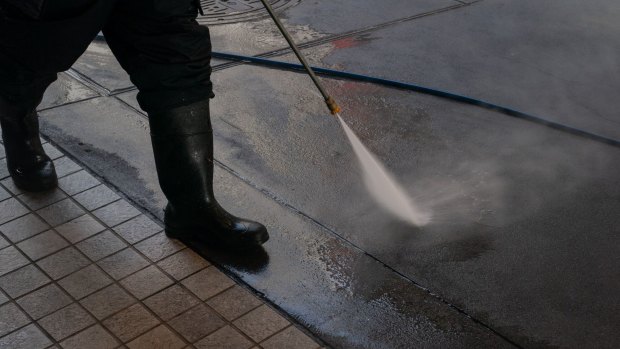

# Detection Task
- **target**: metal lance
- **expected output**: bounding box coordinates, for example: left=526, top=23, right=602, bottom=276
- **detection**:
left=258, top=0, right=341, bottom=115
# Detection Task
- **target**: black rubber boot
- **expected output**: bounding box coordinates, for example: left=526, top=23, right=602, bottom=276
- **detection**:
left=148, top=100, right=269, bottom=249
left=0, top=97, right=57, bottom=192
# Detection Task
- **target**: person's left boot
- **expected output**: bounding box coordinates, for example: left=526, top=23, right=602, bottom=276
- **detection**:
left=0, top=97, right=57, bottom=192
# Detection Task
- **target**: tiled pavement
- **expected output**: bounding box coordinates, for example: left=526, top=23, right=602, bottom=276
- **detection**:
left=0, top=141, right=320, bottom=349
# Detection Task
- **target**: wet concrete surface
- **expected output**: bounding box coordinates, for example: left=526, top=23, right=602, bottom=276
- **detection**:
left=207, top=0, right=459, bottom=58
left=195, top=66, right=620, bottom=348
left=39, top=73, right=99, bottom=110
left=39, top=89, right=513, bottom=349
left=35, top=0, right=620, bottom=348
left=288, top=0, right=620, bottom=140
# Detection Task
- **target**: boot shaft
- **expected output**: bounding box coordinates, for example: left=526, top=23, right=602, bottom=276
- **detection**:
left=148, top=100, right=216, bottom=211
left=0, top=96, right=47, bottom=168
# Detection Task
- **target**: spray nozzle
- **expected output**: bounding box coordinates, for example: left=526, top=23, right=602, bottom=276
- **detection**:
left=325, top=96, right=341, bottom=115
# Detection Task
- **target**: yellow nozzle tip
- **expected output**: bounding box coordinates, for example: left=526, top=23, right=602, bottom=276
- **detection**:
left=325, top=97, right=341, bottom=115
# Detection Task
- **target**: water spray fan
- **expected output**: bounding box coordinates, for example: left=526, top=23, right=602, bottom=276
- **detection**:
left=258, top=0, right=341, bottom=115
left=258, top=0, right=431, bottom=227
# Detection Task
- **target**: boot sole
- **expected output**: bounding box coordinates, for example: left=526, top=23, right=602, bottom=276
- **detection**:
left=165, top=226, right=269, bottom=250
left=11, top=176, right=58, bottom=192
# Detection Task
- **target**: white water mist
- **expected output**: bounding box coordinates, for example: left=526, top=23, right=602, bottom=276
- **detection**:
left=336, top=113, right=431, bottom=226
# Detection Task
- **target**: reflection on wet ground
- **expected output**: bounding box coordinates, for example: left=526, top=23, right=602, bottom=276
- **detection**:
left=188, top=240, right=271, bottom=274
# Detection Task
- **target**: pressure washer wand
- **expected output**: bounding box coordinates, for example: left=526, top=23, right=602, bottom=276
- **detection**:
left=258, top=0, right=341, bottom=115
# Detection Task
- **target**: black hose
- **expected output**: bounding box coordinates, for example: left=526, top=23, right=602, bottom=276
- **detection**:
left=211, top=51, right=620, bottom=149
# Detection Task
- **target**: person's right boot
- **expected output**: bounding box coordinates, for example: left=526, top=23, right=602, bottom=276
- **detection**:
left=0, top=97, right=57, bottom=192
left=148, top=99, right=269, bottom=249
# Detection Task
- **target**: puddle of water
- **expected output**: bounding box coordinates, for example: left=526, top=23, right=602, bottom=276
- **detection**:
left=336, top=113, right=431, bottom=226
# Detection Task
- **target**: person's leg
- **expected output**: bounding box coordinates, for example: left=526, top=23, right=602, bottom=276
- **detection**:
left=0, top=0, right=116, bottom=191
left=0, top=58, right=58, bottom=191
left=102, top=0, right=268, bottom=248
left=0, top=60, right=57, bottom=191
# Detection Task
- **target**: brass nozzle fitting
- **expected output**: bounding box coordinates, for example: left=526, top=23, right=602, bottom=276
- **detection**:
left=325, top=97, right=341, bottom=115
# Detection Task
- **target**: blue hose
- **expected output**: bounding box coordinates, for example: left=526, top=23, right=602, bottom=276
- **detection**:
left=212, top=51, right=620, bottom=149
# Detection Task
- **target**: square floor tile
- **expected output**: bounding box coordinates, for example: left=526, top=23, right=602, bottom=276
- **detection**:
left=0, top=198, right=29, bottom=225
left=233, top=305, right=290, bottom=342
left=54, top=157, right=81, bottom=178
left=0, top=159, right=8, bottom=180
left=0, top=323, right=52, bottom=349
left=0, top=185, right=10, bottom=201
left=194, top=325, right=253, bottom=349
left=97, top=248, right=149, bottom=280
left=60, top=324, right=119, bottom=349
left=36, top=198, right=85, bottom=227
left=120, top=265, right=173, bottom=300
left=260, top=326, right=319, bottom=349
left=102, top=303, right=160, bottom=342
left=17, top=283, right=72, bottom=319
left=42, top=143, right=64, bottom=160
left=0, top=302, right=31, bottom=336
left=0, top=291, right=8, bottom=305
left=92, top=200, right=140, bottom=227
left=169, top=303, right=227, bottom=343
left=73, top=185, right=120, bottom=211
left=126, top=325, right=185, bottom=349
left=0, top=264, right=51, bottom=298
left=0, top=179, right=21, bottom=195
left=36, top=247, right=90, bottom=280
left=17, top=230, right=69, bottom=260
left=80, top=284, right=135, bottom=320
left=157, top=249, right=209, bottom=281
left=113, top=215, right=162, bottom=244
left=17, top=188, right=67, bottom=211
left=38, top=303, right=96, bottom=340
left=0, top=213, right=49, bottom=243
left=76, top=230, right=127, bottom=261
left=144, top=285, right=199, bottom=321
left=56, top=214, right=106, bottom=243
left=135, top=232, right=184, bottom=262
left=59, top=264, right=112, bottom=299
left=58, top=170, right=100, bottom=196
left=182, top=267, right=236, bottom=301
left=206, top=286, right=263, bottom=321
left=0, top=246, right=30, bottom=277
left=0, top=235, right=9, bottom=250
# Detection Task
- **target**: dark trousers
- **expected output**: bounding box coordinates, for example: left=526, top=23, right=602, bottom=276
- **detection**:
left=0, top=0, right=213, bottom=113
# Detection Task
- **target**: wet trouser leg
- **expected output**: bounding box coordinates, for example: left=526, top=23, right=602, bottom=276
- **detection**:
left=0, top=0, right=117, bottom=191
left=102, top=0, right=214, bottom=113
left=0, top=0, right=117, bottom=109
left=0, top=0, right=214, bottom=112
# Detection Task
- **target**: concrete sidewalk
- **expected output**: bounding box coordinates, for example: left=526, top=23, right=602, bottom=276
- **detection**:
left=4, top=0, right=620, bottom=348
